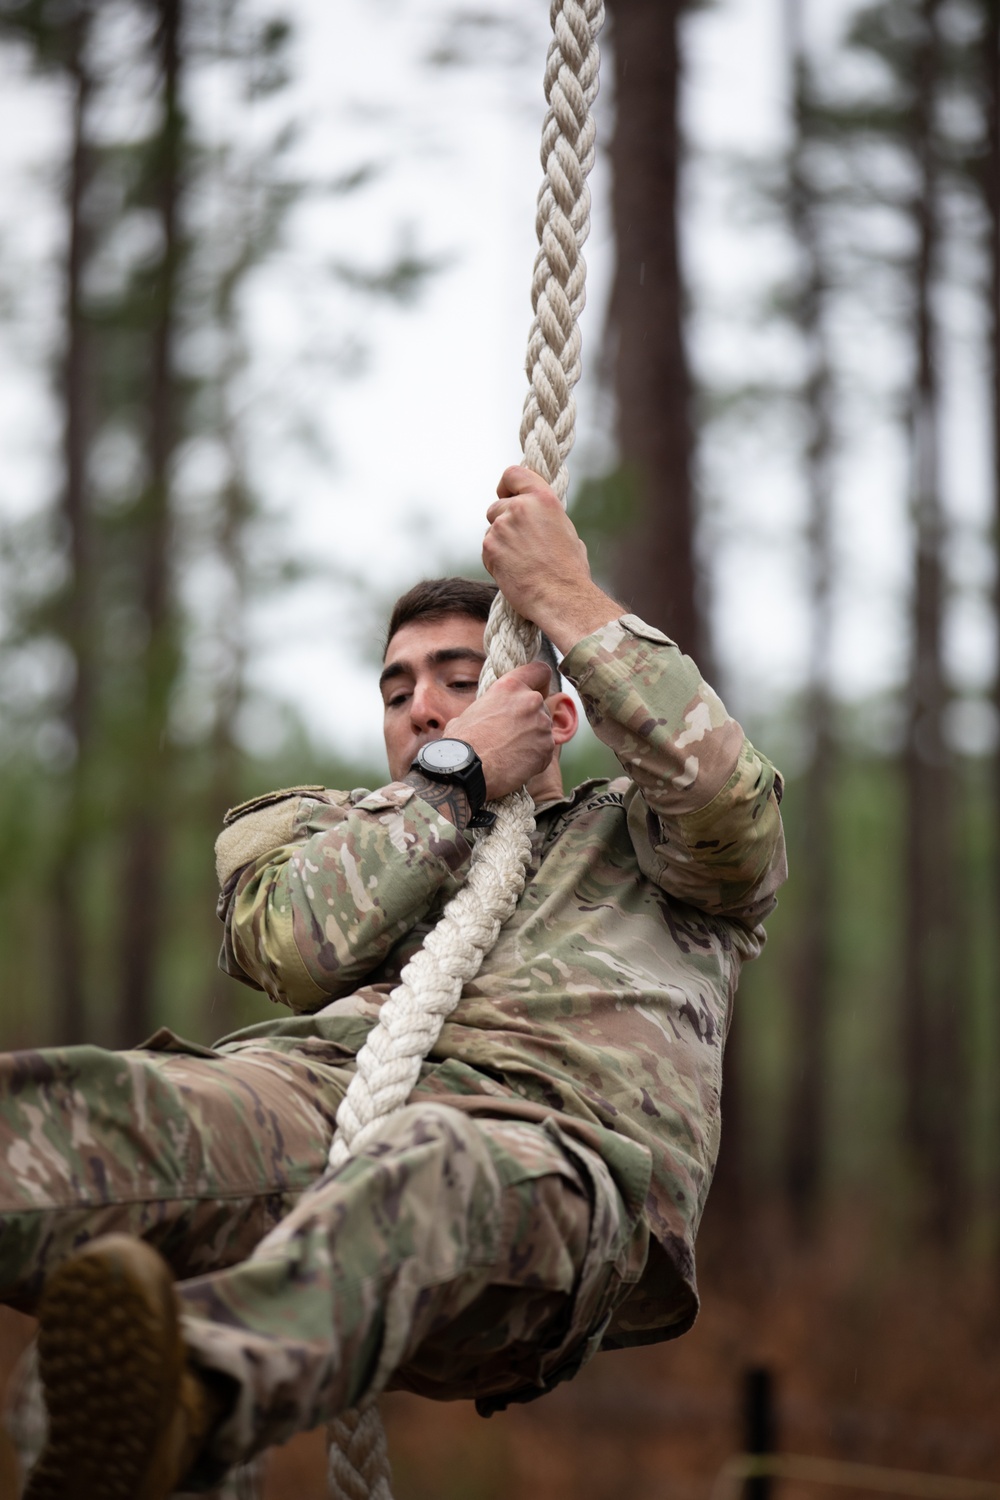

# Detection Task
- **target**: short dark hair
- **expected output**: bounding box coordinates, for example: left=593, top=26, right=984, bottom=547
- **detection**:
left=385, top=577, right=561, bottom=686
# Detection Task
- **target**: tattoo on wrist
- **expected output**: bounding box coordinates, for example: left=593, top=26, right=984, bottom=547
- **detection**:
left=403, top=771, right=474, bottom=831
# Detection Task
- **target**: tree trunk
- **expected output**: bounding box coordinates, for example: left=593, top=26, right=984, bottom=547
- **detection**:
left=782, top=0, right=837, bottom=1238
left=901, top=0, right=965, bottom=1243
left=606, top=0, right=739, bottom=1211
left=202, top=443, right=251, bottom=1036
left=983, top=0, right=1000, bottom=1271
left=51, top=4, right=94, bottom=1046
left=606, top=0, right=710, bottom=670
left=117, top=0, right=184, bottom=1046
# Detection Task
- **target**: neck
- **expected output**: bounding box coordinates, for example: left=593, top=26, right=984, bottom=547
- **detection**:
left=525, top=759, right=565, bottom=808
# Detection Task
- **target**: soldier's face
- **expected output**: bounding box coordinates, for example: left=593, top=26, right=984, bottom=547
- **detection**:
left=380, top=613, right=487, bottom=781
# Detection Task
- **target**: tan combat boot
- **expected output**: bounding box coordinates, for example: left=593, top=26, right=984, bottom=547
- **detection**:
left=24, top=1234, right=224, bottom=1500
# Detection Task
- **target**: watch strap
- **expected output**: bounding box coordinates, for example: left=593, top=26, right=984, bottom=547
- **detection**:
left=412, top=742, right=488, bottom=818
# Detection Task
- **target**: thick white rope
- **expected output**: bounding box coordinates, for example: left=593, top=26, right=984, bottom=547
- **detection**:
left=326, top=4, right=605, bottom=1494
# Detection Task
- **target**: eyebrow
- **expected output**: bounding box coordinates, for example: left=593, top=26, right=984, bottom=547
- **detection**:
left=379, top=647, right=487, bottom=693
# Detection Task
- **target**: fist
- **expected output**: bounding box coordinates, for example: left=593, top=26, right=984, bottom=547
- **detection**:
left=482, top=467, right=591, bottom=630
left=483, top=466, right=622, bottom=653
left=446, top=660, right=555, bottom=799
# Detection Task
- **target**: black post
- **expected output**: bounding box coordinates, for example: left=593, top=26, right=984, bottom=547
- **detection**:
left=744, top=1366, right=776, bottom=1500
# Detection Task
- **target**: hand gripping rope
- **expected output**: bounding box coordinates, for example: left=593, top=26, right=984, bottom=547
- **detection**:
left=325, top=5, right=606, bottom=1495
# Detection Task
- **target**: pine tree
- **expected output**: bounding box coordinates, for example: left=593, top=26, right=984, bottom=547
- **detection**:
left=782, top=0, right=839, bottom=1237
left=835, top=0, right=969, bottom=1240
left=604, top=0, right=710, bottom=668
left=114, top=0, right=186, bottom=1045
left=0, top=0, right=102, bottom=1042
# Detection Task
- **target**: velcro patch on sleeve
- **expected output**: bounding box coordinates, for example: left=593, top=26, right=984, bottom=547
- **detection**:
left=222, top=785, right=327, bottom=827
left=215, top=801, right=302, bottom=887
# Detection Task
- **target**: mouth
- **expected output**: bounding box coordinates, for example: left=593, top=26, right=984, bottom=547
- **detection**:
left=399, top=732, right=442, bottom=776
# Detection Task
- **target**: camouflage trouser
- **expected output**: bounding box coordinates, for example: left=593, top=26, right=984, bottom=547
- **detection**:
left=0, top=1038, right=647, bottom=1485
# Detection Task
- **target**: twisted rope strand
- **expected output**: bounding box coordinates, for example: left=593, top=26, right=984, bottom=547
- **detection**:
left=521, top=0, right=604, bottom=504
left=326, top=5, right=604, bottom=1494
left=327, top=1401, right=394, bottom=1500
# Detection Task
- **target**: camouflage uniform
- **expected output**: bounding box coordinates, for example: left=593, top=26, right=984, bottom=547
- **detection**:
left=0, top=615, right=785, bottom=1481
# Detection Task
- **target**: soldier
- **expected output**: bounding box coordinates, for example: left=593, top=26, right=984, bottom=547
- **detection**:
left=3, top=467, right=786, bottom=1500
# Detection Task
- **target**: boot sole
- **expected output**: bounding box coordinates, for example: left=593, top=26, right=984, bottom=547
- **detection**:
left=24, top=1237, right=184, bottom=1500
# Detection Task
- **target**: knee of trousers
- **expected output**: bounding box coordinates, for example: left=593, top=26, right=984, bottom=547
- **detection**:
left=321, top=1103, right=597, bottom=1301
left=336, top=1104, right=593, bottom=1260
left=332, top=1102, right=506, bottom=1224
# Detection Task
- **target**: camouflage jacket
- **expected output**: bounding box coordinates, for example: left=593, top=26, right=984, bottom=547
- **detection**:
left=214, top=615, right=786, bottom=1346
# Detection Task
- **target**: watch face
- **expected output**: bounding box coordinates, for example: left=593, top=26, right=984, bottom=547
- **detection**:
left=420, top=738, right=474, bottom=774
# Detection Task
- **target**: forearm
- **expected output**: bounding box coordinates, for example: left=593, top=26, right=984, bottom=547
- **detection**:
left=401, top=770, right=473, bottom=830
left=527, top=582, right=622, bottom=658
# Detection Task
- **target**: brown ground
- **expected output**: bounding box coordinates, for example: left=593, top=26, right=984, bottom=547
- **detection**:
left=2, top=1201, right=998, bottom=1499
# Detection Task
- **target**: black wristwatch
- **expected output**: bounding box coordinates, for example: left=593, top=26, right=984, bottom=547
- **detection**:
left=412, top=739, right=496, bottom=830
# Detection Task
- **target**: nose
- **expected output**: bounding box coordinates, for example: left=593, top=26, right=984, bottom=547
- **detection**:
left=409, top=680, right=448, bottom=735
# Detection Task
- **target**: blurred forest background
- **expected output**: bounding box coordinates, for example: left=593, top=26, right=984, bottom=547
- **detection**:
left=0, top=0, right=999, bottom=1496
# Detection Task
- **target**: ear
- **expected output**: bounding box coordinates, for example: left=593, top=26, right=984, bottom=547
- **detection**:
left=546, top=691, right=579, bottom=748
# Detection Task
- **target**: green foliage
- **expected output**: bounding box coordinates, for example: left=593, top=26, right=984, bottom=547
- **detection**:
left=568, top=466, right=639, bottom=591
left=733, top=742, right=998, bottom=1203
left=330, top=238, right=449, bottom=307
left=0, top=710, right=386, bottom=1048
